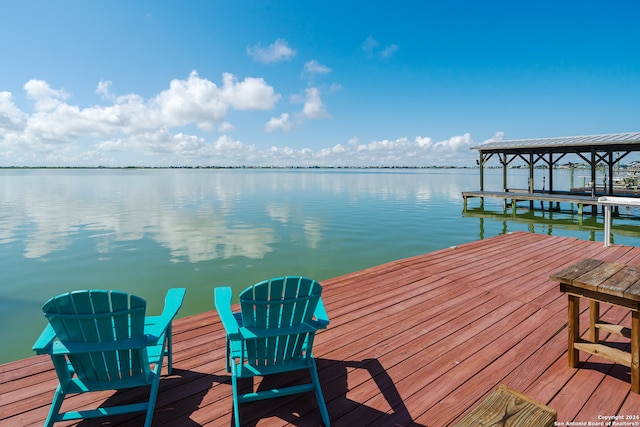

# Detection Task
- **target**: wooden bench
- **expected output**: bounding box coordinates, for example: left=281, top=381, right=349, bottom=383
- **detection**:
left=454, top=384, right=556, bottom=427
left=551, top=258, right=640, bottom=393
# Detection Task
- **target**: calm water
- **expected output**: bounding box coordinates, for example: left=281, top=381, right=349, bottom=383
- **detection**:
left=3, top=167, right=640, bottom=364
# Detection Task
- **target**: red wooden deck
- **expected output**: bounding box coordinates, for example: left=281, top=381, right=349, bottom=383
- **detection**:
left=3, top=231, right=640, bottom=426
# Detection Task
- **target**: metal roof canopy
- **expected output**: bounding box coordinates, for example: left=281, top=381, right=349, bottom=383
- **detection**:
left=470, top=132, right=640, bottom=196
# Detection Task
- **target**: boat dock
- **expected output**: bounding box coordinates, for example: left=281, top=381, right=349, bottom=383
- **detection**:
left=467, top=132, right=640, bottom=220
left=462, top=190, right=602, bottom=217
left=3, top=231, right=640, bottom=426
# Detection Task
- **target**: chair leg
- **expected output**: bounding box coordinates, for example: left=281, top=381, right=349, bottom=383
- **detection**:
left=231, top=374, right=241, bottom=427
left=44, top=385, right=65, bottom=427
left=225, top=339, right=232, bottom=373
left=309, top=360, right=330, bottom=427
left=144, top=374, right=162, bottom=427
left=166, top=324, right=173, bottom=375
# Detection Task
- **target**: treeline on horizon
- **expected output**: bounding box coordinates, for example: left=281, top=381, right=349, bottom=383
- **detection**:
left=0, top=165, right=478, bottom=170
left=2, top=163, right=638, bottom=170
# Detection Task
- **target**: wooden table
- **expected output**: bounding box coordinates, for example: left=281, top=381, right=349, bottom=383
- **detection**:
left=550, top=258, right=640, bottom=393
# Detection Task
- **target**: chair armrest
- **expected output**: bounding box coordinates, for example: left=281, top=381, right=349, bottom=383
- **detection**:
left=146, top=288, right=186, bottom=341
left=214, top=287, right=241, bottom=339
left=32, top=323, right=57, bottom=355
left=312, top=297, right=330, bottom=329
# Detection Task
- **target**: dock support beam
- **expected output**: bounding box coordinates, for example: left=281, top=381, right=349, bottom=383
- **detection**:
left=591, top=150, right=598, bottom=216
left=578, top=204, right=583, bottom=225
left=501, top=154, right=507, bottom=191
left=529, top=154, right=535, bottom=210
left=479, top=159, right=483, bottom=190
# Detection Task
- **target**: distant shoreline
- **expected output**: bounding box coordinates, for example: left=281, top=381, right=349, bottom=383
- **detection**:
left=0, top=165, right=479, bottom=170
left=0, top=165, right=622, bottom=170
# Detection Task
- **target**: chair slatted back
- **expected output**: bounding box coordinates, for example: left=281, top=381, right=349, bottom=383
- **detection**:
left=239, top=277, right=322, bottom=369
left=43, top=290, right=149, bottom=384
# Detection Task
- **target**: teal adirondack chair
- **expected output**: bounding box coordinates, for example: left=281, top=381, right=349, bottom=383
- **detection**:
left=33, top=288, right=186, bottom=427
left=214, top=276, right=331, bottom=427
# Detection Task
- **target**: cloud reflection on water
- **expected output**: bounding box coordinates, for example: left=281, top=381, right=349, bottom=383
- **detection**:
left=0, top=168, right=469, bottom=262
left=1, top=171, right=279, bottom=261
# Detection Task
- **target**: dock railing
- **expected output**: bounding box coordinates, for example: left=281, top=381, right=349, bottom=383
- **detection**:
left=598, top=196, right=640, bottom=246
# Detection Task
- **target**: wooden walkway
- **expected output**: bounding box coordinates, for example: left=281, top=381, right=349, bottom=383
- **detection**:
left=4, top=231, right=640, bottom=426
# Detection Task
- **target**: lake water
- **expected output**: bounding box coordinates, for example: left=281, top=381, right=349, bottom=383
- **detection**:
left=3, top=167, right=640, bottom=364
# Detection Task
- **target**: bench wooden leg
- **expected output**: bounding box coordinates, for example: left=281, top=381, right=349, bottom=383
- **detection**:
left=568, top=295, right=580, bottom=368
left=590, top=301, right=599, bottom=343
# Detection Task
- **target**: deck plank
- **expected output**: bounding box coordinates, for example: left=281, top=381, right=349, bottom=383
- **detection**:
left=5, top=231, right=640, bottom=426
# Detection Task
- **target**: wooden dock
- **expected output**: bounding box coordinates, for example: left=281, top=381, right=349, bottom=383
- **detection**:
left=462, top=190, right=603, bottom=217
left=4, top=231, right=640, bottom=426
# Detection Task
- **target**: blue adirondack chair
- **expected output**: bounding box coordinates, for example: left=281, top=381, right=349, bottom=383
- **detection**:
left=214, top=276, right=331, bottom=427
left=32, top=288, right=186, bottom=427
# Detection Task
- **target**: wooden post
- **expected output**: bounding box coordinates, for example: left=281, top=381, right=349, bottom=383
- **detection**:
left=529, top=153, right=534, bottom=209
left=591, top=150, right=597, bottom=215
left=502, top=154, right=507, bottom=191
left=608, top=152, right=614, bottom=195
left=479, top=153, right=485, bottom=208
left=548, top=153, right=554, bottom=193
left=479, top=152, right=484, bottom=191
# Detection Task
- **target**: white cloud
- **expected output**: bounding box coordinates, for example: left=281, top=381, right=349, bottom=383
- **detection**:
left=331, top=144, right=346, bottom=153
left=342, top=134, right=475, bottom=166
left=434, top=133, right=472, bottom=152
left=362, top=36, right=379, bottom=56
left=247, top=38, right=296, bottom=63
left=191, top=133, right=477, bottom=167
left=218, top=121, right=235, bottom=132
left=152, top=71, right=279, bottom=130
left=219, top=72, right=280, bottom=110
left=24, top=79, right=70, bottom=112
left=301, top=87, right=329, bottom=119
left=0, top=71, right=282, bottom=164
left=265, top=113, right=293, bottom=133
left=362, top=36, right=399, bottom=59
left=0, top=91, right=26, bottom=132
left=482, top=131, right=504, bottom=144
left=303, top=60, right=331, bottom=75
left=0, top=74, right=484, bottom=167
left=273, top=87, right=330, bottom=133
left=380, top=44, right=399, bottom=59
left=416, top=136, right=433, bottom=148
left=96, top=80, right=114, bottom=100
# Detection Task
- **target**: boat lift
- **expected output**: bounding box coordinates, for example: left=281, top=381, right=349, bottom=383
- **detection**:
left=598, top=196, right=640, bottom=246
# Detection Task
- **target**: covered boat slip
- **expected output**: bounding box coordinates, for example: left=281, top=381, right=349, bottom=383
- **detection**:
left=4, top=231, right=640, bottom=426
left=464, top=132, right=640, bottom=220
left=472, top=131, right=640, bottom=195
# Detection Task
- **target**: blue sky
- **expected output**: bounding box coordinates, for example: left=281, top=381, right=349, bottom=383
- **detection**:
left=1, top=1, right=639, bottom=167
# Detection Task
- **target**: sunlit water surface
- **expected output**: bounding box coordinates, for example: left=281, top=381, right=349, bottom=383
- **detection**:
left=2, top=168, right=640, bottom=363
